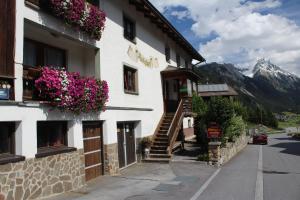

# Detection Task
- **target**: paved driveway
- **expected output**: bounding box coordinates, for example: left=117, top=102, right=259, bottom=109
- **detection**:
left=48, top=162, right=216, bottom=200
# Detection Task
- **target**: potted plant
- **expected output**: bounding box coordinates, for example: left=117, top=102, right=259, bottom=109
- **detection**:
left=140, top=137, right=153, bottom=158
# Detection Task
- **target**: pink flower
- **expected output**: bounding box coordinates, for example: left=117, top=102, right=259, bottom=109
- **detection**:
left=35, top=67, right=109, bottom=114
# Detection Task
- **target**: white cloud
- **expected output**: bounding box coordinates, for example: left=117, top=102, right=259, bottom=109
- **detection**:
left=150, top=0, right=300, bottom=76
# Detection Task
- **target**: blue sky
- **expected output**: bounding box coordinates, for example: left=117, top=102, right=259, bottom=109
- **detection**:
left=150, top=0, right=300, bottom=75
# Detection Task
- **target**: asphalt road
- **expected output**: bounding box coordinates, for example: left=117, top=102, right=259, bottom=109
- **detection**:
left=50, top=133, right=300, bottom=200
left=197, top=133, right=300, bottom=200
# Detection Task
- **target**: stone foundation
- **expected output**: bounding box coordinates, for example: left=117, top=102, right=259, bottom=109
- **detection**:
left=220, top=134, right=248, bottom=165
left=208, top=134, right=248, bottom=166
left=104, top=143, right=119, bottom=175
left=0, top=149, right=85, bottom=200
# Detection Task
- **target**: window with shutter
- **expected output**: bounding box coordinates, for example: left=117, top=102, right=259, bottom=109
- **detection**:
left=0, top=0, right=15, bottom=78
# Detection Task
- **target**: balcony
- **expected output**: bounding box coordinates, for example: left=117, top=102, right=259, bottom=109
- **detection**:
left=23, top=21, right=107, bottom=113
left=24, top=0, right=106, bottom=41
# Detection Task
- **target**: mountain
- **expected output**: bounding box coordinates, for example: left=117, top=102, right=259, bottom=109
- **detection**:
left=195, top=59, right=300, bottom=112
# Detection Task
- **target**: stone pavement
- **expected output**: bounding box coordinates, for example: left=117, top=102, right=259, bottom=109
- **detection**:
left=47, top=162, right=216, bottom=200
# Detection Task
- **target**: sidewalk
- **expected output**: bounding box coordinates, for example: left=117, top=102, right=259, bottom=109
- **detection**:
left=47, top=162, right=216, bottom=200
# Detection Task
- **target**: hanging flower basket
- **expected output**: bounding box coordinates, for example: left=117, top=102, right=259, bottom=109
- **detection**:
left=35, top=67, right=109, bottom=113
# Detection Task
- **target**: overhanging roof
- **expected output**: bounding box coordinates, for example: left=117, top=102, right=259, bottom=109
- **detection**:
left=161, top=65, right=202, bottom=81
left=128, top=0, right=205, bottom=62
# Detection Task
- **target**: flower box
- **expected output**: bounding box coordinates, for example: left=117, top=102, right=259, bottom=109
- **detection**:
left=34, top=0, right=106, bottom=40
left=35, top=67, right=109, bottom=113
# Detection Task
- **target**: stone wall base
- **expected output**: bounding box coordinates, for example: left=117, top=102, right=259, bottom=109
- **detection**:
left=208, top=134, right=248, bottom=166
left=0, top=149, right=85, bottom=200
left=104, top=143, right=119, bottom=175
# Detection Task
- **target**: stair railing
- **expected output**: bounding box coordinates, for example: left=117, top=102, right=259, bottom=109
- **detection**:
left=166, top=99, right=185, bottom=155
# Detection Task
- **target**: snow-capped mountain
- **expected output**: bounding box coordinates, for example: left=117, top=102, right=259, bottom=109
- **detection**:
left=195, top=60, right=300, bottom=112
left=252, top=58, right=300, bottom=91
left=253, top=58, right=298, bottom=80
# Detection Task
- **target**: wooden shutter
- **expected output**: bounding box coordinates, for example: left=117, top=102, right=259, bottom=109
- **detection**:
left=0, top=0, right=16, bottom=77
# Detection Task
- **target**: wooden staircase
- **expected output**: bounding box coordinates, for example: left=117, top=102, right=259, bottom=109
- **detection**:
left=144, top=97, right=193, bottom=163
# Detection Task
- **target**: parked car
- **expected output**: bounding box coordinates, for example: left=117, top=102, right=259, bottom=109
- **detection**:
left=253, top=133, right=268, bottom=145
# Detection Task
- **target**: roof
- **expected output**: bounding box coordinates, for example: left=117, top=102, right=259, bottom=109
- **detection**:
left=198, top=84, right=229, bottom=92
left=161, top=65, right=202, bottom=81
left=198, top=84, right=238, bottom=97
left=128, top=0, right=205, bottom=62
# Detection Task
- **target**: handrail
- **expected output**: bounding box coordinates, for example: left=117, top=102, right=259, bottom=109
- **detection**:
left=167, top=99, right=184, bottom=154
left=167, top=97, right=193, bottom=154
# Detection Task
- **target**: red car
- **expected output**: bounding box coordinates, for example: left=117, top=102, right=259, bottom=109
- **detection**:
left=253, top=133, right=268, bottom=145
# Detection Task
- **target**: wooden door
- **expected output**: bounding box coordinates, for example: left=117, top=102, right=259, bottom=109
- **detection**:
left=117, top=122, right=136, bottom=168
left=125, top=123, right=136, bottom=165
left=83, top=121, right=103, bottom=181
left=117, top=123, right=125, bottom=168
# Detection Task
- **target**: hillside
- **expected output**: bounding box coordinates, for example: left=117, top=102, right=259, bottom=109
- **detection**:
left=195, top=59, right=300, bottom=112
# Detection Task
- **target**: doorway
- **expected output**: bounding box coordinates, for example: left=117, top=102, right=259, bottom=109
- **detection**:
left=82, top=121, right=103, bottom=181
left=164, top=79, right=180, bottom=113
left=117, top=122, right=136, bottom=168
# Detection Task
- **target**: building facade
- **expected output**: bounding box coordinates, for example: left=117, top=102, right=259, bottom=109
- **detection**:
left=0, top=0, right=204, bottom=199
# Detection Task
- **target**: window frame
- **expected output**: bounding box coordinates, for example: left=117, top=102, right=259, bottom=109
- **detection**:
left=35, top=121, right=75, bottom=158
left=0, top=122, right=15, bottom=156
left=123, top=65, right=138, bottom=95
left=123, top=14, right=136, bottom=43
left=23, top=38, right=67, bottom=69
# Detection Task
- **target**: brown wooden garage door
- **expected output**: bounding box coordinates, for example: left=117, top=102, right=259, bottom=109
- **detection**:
left=83, top=121, right=103, bottom=181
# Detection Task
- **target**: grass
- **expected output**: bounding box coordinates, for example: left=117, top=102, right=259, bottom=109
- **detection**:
left=277, top=112, right=300, bottom=129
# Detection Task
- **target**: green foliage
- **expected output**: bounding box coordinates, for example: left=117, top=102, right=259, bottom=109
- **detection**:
left=225, top=116, right=246, bottom=142
left=192, top=94, right=207, bottom=116
left=247, top=105, right=278, bottom=128
left=205, top=97, right=235, bottom=130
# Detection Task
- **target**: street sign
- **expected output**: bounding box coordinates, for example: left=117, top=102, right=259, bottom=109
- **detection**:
left=207, top=122, right=222, bottom=138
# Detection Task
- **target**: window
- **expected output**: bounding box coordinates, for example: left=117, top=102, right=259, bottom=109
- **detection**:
left=23, top=39, right=66, bottom=100
left=185, top=60, right=189, bottom=68
left=0, top=122, right=15, bottom=156
left=123, top=15, right=136, bottom=42
left=176, top=53, right=181, bottom=67
left=37, top=121, right=68, bottom=150
left=188, top=119, right=192, bottom=128
left=86, top=0, right=99, bottom=7
left=124, top=66, right=138, bottom=94
left=23, top=39, right=66, bottom=68
left=165, top=45, right=170, bottom=63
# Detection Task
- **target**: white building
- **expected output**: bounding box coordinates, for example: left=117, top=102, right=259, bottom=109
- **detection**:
left=0, top=0, right=205, bottom=199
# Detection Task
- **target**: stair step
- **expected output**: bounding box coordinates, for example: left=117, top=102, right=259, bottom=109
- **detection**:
left=149, top=154, right=171, bottom=158
left=151, top=146, right=167, bottom=150
left=143, top=158, right=170, bottom=163
left=156, top=135, right=168, bottom=138
left=154, top=138, right=168, bottom=142
left=150, top=149, right=168, bottom=154
left=153, top=142, right=168, bottom=146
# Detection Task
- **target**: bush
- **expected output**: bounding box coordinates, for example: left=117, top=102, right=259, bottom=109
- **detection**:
left=224, top=116, right=246, bottom=142
left=205, top=97, right=235, bottom=130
